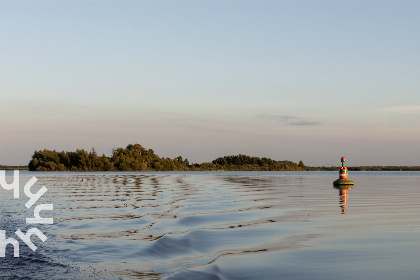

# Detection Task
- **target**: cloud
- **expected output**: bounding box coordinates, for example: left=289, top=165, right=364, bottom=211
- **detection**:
left=258, top=114, right=321, bottom=126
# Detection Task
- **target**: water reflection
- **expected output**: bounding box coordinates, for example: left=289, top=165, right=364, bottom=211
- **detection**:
left=334, top=185, right=353, bottom=214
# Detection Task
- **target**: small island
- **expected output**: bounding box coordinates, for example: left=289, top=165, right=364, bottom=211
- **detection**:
left=3, top=144, right=416, bottom=172
left=27, top=144, right=306, bottom=172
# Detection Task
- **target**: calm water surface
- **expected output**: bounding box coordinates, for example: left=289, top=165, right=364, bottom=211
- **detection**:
left=1, top=171, right=420, bottom=279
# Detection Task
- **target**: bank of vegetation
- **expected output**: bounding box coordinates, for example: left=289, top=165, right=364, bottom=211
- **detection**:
left=27, top=144, right=306, bottom=172
left=307, top=166, right=420, bottom=171
left=0, top=165, right=28, bottom=170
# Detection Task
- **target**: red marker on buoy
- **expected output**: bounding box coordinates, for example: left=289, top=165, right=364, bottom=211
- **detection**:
left=339, top=157, right=348, bottom=179
left=333, top=157, right=354, bottom=186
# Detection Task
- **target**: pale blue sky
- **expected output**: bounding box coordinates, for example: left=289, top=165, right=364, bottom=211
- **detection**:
left=1, top=0, right=419, bottom=166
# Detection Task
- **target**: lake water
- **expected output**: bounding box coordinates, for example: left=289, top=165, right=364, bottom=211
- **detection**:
left=1, top=171, right=420, bottom=279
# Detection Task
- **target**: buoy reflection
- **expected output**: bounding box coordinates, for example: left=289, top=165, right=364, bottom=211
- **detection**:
left=334, top=185, right=353, bottom=214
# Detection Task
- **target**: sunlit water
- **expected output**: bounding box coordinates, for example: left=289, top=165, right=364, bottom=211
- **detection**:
left=1, top=171, right=420, bottom=279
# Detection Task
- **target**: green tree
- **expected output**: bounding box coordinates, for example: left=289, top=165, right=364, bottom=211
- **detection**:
left=298, top=160, right=306, bottom=170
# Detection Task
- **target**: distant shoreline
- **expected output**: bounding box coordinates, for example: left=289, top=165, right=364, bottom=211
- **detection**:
left=2, top=166, right=420, bottom=172
left=0, top=165, right=29, bottom=170
left=3, top=143, right=419, bottom=172
left=307, top=166, right=420, bottom=171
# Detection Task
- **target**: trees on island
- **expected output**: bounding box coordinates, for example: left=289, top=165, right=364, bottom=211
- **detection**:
left=211, top=154, right=304, bottom=171
left=28, top=144, right=305, bottom=172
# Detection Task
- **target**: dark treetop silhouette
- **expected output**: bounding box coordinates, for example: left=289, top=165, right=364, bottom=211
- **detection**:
left=28, top=144, right=305, bottom=172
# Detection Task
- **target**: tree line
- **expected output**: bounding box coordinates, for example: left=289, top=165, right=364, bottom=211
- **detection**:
left=0, top=165, right=28, bottom=170
left=307, top=166, right=420, bottom=171
left=27, top=144, right=306, bottom=171
left=211, top=154, right=305, bottom=171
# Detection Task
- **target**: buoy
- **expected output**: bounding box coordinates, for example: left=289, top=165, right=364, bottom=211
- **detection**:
left=339, top=166, right=348, bottom=179
left=333, top=157, right=354, bottom=186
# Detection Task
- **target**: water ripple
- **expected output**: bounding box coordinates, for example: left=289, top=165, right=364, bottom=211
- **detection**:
left=2, top=173, right=420, bottom=279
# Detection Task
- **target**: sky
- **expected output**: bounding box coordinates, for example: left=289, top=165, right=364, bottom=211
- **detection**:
left=0, top=0, right=419, bottom=166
